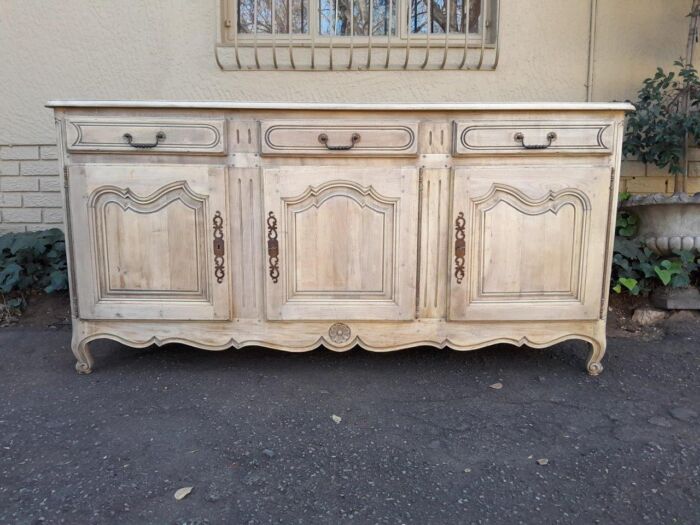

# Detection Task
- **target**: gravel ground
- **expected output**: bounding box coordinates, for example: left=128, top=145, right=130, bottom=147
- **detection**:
left=0, top=310, right=698, bottom=524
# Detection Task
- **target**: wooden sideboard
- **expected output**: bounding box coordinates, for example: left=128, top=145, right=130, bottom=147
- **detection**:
left=48, top=101, right=633, bottom=375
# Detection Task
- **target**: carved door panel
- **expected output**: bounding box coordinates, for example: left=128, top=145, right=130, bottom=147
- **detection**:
left=68, top=164, right=230, bottom=320
left=450, top=165, right=612, bottom=321
left=263, top=166, right=418, bottom=320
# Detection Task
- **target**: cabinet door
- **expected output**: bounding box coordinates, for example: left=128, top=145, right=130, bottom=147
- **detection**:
left=69, top=164, right=230, bottom=320
left=263, top=166, right=418, bottom=320
left=449, top=165, right=612, bottom=321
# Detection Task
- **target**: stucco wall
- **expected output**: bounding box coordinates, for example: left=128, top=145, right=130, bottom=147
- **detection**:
left=0, top=0, right=692, bottom=144
left=0, top=0, right=696, bottom=231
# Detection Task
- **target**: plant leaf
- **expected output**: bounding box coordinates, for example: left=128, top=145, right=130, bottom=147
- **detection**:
left=654, top=267, right=673, bottom=285
left=619, top=277, right=638, bottom=291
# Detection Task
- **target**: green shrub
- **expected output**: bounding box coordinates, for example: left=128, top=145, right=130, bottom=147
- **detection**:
left=623, top=60, right=700, bottom=193
left=0, top=229, right=68, bottom=306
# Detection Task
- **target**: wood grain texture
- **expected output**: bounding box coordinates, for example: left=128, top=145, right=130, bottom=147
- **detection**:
left=260, top=120, right=418, bottom=156
left=68, top=164, right=230, bottom=320
left=263, top=166, right=418, bottom=320
left=450, top=165, right=611, bottom=321
left=453, top=119, right=613, bottom=156
left=69, top=317, right=607, bottom=375
left=417, top=168, right=450, bottom=318
left=48, top=101, right=635, bottom=111
left=54, top=104, right=627, bottom=376
left=229, top=168, right=264, bottom=318
left=65, top=117, right=226, bottom=155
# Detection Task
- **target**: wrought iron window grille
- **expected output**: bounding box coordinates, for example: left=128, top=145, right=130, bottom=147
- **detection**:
left=216, top=0, right=499, bottom=70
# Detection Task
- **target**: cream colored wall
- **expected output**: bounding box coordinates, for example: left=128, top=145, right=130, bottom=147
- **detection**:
left=0, top=0, right=697, bottom=231
left=592, top=1, right=690, bottom=102
left=0, top=0, right=691, bottom=145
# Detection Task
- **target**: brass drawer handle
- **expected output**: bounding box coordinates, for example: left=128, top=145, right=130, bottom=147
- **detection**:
left=514, top=131, right=557, bottom=150
left=318, top=132, right=361, bottom=151
left=213, top=211, right=225, bottom=284
left=123, top=131, right=166, bottom=149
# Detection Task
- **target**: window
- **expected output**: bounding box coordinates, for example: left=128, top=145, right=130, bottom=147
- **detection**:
left=218, top=0, right=499, bottom=70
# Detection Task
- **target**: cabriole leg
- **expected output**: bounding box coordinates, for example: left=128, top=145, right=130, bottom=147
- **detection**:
left=72, top=338, right=94, bottom=374
left=586, top=338, right=606, bottom=376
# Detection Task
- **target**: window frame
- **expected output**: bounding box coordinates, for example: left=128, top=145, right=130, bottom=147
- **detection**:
left=221, top=0, right=498, bottom=48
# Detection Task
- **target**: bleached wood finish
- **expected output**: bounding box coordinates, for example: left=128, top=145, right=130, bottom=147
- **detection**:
left=260, top=120, right=418, bottom=156
left=47, top=101, right=634, bottom=111
left=453, top=119, right=614, bottom=156
left=51, top=103, right=630, bottom=376
left=67, top=164, right=230, bottom=320
left=65, top=117, right=227, bottom=155
left=263, top=166, right=418, bottom=320
left=450, top=165, right=611, bottom=321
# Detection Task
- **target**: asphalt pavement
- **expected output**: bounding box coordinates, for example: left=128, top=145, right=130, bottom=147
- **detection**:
left=1, top=317, right=698, bottom=524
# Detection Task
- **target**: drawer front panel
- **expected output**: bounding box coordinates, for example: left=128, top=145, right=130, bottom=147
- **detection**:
left=65, top=117, right=226, bottom=154
left=260, top=120, right=418, bottom=156
left=453, top=120, right=613, bottom=156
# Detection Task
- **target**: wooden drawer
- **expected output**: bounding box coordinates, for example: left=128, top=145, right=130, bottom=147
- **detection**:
left=65, top=117, right=226, bottom=154
left=260, top=120, right=418, bottom=156
left=453, top=119, right=614, bottom=156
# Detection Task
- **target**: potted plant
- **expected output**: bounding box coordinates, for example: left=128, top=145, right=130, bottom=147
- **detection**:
left=621, top=0, right=700, bottom=308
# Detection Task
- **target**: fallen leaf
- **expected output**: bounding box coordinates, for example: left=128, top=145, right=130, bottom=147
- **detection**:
left=536, top=458, right=549, bottom=466
left=174, top=486, right=193, bottom=500
left=489, top=382, right=503, bottom=390
left=331, top=414, right=342, bottom=424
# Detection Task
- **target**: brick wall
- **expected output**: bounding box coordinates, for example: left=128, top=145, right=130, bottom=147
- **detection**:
left=621, top=155, right=700, bottom=195
left=0, top=144, right=64, bottom=234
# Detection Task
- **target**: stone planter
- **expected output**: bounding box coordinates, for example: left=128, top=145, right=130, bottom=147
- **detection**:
left=621, top=193, right=700, bottom=255
left=651, top=287, right=700, bottom=309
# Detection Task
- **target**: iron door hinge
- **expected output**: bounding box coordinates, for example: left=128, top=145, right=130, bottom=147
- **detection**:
left=213, top=211, right=225, bottom=284
left=267, top=211, right=279, bottom=283
left=454, top=212, right=466, bottom=284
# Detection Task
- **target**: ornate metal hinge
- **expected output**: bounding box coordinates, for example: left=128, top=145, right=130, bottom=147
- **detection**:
left=212, top=211, right=225, bottom=284
left=267, top=211, right=279, bottom=283
left=454, top=212, right=466, bottom=284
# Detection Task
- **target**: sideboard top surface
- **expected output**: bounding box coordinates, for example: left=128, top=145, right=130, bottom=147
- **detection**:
left=47, top=100, right=635, bottom=112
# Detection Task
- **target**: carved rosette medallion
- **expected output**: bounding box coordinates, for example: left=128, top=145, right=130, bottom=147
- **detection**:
left=328, top=323, right=352, bottom=344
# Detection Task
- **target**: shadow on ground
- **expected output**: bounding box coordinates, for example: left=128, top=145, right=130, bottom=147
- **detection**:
left=0, top=319, right=698, bottom=524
